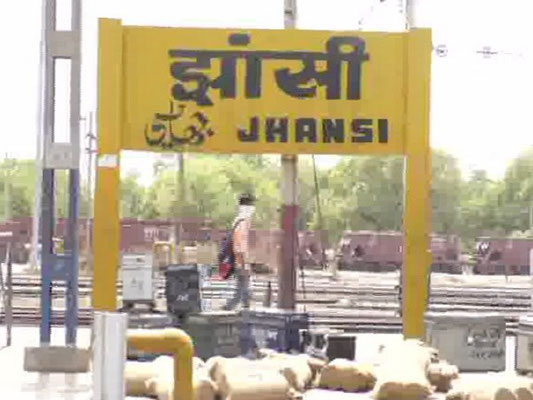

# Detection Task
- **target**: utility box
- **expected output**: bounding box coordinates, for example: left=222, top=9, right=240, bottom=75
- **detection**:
left=122, top=254, right=154, bottom=304
left=326, top=333, right=357, bottom=361
left=300, top=329, right=356, bottom=361
left=183, top=311, right=241, bottom=360
left=241, top=308, right=309, bottom=355
left=165, top=264, right=202, bottom=319
left=516, top=315, right=533, bottom=373
left=425, top=312, right=506, bottom=372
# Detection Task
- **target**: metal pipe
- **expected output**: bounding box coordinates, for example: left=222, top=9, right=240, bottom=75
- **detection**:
left=127, top=328, right=194, bottom=400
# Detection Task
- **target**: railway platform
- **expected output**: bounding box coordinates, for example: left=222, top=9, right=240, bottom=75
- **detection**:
left=0, top=326, right=520, bottom=399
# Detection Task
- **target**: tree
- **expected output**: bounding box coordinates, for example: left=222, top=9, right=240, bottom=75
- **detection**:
left=497, top=148, right=533, bottom=232
left=431, top=149, right=462, bottom=234
left=121, top=172, right=146, bottom=218
left=458, top=169, right=502, bottom=245
left=304, top=150, right=463, bottom=242
left=0, top=159, right=36, bottom=219
left=323, top=155, right=404, bottom=232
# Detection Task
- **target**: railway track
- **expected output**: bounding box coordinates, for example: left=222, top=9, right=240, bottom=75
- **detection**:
left=1, top=271, right=532, bottom=334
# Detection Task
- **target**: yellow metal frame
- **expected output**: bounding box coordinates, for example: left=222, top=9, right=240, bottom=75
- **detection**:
left=94, top=18, right=432, bottom=338
left=94, top=19, right=122, bottom=311
left=128, top=328, right=194, bottom=400
left=403, top=29, right=432, bottom=338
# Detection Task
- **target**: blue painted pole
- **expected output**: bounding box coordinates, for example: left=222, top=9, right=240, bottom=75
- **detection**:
left=65, top=169, right=80, bottom=345
left=40, top=169, right=54, bottom=344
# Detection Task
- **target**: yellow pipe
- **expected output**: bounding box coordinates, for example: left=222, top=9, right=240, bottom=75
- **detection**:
left=127, top=328, right=194, bottom=400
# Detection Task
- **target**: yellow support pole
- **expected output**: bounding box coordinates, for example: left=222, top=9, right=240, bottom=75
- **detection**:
left=403, top=28, right=432, bottom=338
left=128, top=328, right=194, bottom=400
left=93, top=19, right=123, bottom=311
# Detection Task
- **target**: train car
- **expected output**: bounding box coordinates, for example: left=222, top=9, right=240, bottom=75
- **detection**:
left=0, top=218, right=31, bottom=263
left=431, top=235, right=461, bottom=273
left=248, top=229, right=282, bottom=273
left=337, top=231, right=461, bottom=273
left=298, top=230, right=328, bottom=269
left=120, top=217, right=211, bottom=253
left=475, top=237, right=533, bottom=275
left=337, top=231, right=402, bottom=272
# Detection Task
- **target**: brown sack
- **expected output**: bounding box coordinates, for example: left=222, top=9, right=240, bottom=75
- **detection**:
left=427, top=361, right=459, bottom=392
left=262, top=353, right=314, bottom=392
left=307, top=356, right=327, bottom=377
left=125, top=360, right=156, bottom=396
left=147, top=355, right=218, bottom=400
left=257, top=349, right=325, bottom=382
left=446, top=384, right=517, bottom=400
left=206, top=356, right=252, bottom=385
left=447, top=376, right=533, bottom=400
left=218, top=365, right=292, bottom=400
left=318, top=359, right=376, bottom=392
left=145, top=374, right=218, bottom=400
left=373, top=340, right=433, bottom=400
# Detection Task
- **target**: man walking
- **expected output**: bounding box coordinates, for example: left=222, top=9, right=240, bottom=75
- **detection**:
left=223, top=193, right=256, bottom=310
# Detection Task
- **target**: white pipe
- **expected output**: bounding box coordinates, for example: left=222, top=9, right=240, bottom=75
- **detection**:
left=92, top=312, right=127, bottom=400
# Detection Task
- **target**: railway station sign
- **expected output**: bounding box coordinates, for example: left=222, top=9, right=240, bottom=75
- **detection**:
left=107, top=24, right=428, bottom=155
left=96, top=18, right=432, bottom=339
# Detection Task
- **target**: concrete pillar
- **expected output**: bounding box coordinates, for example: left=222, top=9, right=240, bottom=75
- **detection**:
left=278, top=0, right=298, bottom=310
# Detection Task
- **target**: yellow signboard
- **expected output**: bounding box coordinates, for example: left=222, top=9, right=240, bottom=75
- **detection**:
left=117, top=26, right=415, bottom=154
left=96, top=19, right=433, bottom=339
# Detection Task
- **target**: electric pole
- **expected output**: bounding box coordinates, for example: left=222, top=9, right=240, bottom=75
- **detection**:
left=278, top=0, right=299, bottom=310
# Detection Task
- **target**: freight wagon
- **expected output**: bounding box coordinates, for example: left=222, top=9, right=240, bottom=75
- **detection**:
left=336, top=231, right=462, bottom=273
left=0, top=217, right=32, bottom=264
left=475, top=237, right=533, bottom=275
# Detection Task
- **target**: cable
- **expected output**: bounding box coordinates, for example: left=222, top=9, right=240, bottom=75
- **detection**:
left=311, top=155, right=327, bottom=270
left=433, top=44, right=526, bottom=59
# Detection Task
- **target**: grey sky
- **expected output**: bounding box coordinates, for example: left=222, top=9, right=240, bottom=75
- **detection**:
left=1, top=0, right=532, bottom=186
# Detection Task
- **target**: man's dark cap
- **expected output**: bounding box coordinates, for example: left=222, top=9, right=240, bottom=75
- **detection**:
left=238, top=192, right=256, bottom=206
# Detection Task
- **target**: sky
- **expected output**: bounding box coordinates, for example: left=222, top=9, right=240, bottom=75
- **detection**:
left=1, top=0, right=532, bottom=186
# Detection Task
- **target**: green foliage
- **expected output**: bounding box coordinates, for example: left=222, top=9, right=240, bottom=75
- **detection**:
left=4, top=148, right=533, bottom=249
left=0, top=159, right=36, bottom=219
left=498, top=148, right=533, bottom=232
left=121, top=171, right=146, bottom=218
left=432, top=150, right=462, bottom=233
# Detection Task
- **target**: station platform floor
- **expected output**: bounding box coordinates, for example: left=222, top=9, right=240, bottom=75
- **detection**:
left=0, top=326, right=519, bottom=399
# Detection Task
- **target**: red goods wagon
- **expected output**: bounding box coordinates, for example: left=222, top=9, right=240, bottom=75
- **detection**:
left=0, top=218, right=31, bottom=263
left=475, top=237, right=533, bottom=275
left=338, top=231, right=403, bottom=272
left=431, top=234, right=461, bottom=273
left=298, top=230, right=329, bottom=269
left=337, top=231, right=462, bottom=273
left=248, top=229, right=282, bottom=273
